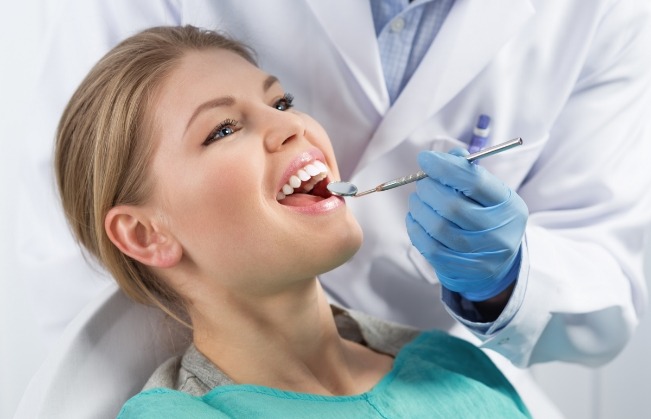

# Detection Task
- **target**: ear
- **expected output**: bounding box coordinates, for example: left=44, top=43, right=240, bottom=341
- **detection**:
left=105, top=206, right=182, bottom=269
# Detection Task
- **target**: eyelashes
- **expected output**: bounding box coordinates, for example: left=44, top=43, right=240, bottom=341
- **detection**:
left=202, top=93, right=295, bottom=146
left=274, top=93, right=294, bottom=111
left=203, top=118, right=239, bottom=146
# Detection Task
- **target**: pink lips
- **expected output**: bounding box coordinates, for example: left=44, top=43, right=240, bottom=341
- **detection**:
left=282, top=195, right=345, bottom=214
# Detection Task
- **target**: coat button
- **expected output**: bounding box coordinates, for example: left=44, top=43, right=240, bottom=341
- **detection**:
left=390, top=17, right=406, bottom=32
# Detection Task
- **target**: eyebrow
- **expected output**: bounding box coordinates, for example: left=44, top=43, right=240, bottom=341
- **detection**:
left=185, top=75, right=280, bottom=133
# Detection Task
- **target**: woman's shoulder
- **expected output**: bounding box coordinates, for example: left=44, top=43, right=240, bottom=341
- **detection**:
left=395, top=329, right=531, bottom=416
left=117, top=387, right=229, bottom=419
left=386, top=330, right=531, bottom=417
left=405, top=328, right=506, bottom=377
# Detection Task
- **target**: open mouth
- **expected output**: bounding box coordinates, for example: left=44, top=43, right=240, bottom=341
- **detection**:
left=276, top=160, right=333, bottom=207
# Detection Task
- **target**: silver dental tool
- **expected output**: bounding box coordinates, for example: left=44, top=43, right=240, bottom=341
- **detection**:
left=327, top=137, right=523, bottom=198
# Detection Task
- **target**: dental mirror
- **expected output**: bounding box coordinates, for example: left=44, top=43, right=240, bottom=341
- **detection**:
left=327, top=181, right=360, bottom=197
left=328, top=137, right=523, bottom=198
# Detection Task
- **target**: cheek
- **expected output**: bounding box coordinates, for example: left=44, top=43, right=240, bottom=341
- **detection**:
left=158, top=153, right=262, bottom=256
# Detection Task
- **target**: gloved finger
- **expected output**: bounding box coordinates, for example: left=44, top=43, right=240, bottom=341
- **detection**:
left=409, top=194, right=497, bottom=252
left=448, top=147, right=469, bottom=158
left=405, top=212, right=452, bottom=265
left=406, top=214, right=499, bottom=287
left=414, top=177, right=494, bottom=231
left=417, top=151, right=510, bottom=206
left=409, top=193, right=461, bottom=248
left=407, top=205, right=505, bottom=266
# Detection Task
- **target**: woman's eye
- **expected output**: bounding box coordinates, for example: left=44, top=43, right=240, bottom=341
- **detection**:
left=274, top=93, right=294, bottom=111
left=203, top=119, right=239, bottom=146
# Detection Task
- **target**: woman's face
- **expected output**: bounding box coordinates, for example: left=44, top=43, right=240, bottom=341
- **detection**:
left=146, top=49, right=362, bottom=295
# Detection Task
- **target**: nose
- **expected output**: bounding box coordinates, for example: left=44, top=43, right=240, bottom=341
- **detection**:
left=262, top=108, right=306, bottom=152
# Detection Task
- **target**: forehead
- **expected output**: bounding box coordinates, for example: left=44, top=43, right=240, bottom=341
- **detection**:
left=167, top=48, right=264, bottom=92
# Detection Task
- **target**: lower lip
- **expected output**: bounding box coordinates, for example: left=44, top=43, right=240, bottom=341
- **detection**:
left=281, top=195, right=345, bottom=215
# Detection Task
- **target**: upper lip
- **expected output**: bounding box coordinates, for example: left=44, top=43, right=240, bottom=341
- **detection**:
left=277, top=148, right=329, bottom=193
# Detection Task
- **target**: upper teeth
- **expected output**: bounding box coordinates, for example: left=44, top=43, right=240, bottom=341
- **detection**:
left=277, top=160, right=328, bottom=200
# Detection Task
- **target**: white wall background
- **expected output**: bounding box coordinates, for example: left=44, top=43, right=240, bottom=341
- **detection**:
left=0, top=2, right=50, bottom=418
left=530, top=229, right=651, bottom=419
left=1, top=2, right=650, bottom=418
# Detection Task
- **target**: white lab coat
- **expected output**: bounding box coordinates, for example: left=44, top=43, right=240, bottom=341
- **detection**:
left=16, top=0, right=651, bottom=417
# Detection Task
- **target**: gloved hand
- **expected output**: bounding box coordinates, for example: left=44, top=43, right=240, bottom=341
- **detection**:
left=405, top=148, right=528, bottom=301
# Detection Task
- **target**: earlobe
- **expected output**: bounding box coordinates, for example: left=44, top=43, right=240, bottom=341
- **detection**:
left=105, top=206, right=182, bottom=268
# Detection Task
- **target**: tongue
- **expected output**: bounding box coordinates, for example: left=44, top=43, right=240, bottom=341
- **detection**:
left=279, top=193, right=324, bottom=207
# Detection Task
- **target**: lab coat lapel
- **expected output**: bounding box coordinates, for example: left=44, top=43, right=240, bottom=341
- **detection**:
left=305, top=0, right=390, bottom=114
left=355, top=0, right=535, bottom=172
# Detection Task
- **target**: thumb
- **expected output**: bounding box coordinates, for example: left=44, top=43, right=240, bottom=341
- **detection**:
left=417, top=151, right=510, bottom=206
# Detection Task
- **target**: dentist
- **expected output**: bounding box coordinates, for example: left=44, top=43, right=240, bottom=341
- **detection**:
left=17, top=0, right=651, bottom=417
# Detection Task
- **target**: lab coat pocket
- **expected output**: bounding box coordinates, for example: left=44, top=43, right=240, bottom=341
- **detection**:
left=478, top=133, right=548, bottom=190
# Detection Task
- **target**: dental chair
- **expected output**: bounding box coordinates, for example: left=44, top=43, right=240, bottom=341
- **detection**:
left=13, top=283, right=190, bottom=419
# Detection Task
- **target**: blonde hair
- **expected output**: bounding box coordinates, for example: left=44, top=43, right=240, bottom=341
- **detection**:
left=55, top=26, right=256, bottom=326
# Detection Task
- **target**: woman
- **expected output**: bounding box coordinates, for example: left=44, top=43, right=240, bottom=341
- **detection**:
left=55, top=25, right=530, bottom=418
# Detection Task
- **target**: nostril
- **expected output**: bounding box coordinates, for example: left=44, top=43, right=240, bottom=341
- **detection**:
left=285, top=121, right=306, bottom=143
left=282, top=132, right=298, bottom=145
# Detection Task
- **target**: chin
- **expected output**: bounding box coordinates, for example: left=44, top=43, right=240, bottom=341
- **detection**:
left=321, top=218, right=364, bottom=272
left=289, top=211, right=363, bottom=277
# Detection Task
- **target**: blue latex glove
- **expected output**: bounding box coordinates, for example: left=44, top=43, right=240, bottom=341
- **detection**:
left=406, top=148, right=528, bottom=301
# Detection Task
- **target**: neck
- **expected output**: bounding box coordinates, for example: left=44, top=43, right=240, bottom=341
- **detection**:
left=190, top=279, right=383, bottom=395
